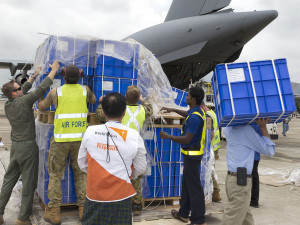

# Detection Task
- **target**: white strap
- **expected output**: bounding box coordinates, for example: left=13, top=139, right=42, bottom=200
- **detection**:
left=179, top=89, right=185, bottom=105
left=73, top=36, right=76, bottom=65
left=102, top=40, right=105, bottom=96
left=126, top=105, right=142, bottom=132
left=57, top=86, right=62, bottom=96
left=55, top=113, right=88, bottom=119
left=54, top=132, right=85, bottom=139
left=82, top=85, right=87, bottom=96
left=225, top=64, right=235, bottom=127
left=248, top=62, right=260, bottom=124
left=272, top=60, right=285, bottom=123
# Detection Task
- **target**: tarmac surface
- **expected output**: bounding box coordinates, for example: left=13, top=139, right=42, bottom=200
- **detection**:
left=0, top=99, right=300, bottom=225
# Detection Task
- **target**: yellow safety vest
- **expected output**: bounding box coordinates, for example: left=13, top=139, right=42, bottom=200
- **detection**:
left=181, top=109, right=206, bottom=156
left=206, top=110, right=221, bottom=151
left=54, top=84, right=88, bottom=142
left=122, top=105, right=146, bottom=133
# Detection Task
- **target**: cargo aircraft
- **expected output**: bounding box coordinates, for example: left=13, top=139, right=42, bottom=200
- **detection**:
left=1, top=0, right=278, bottom=89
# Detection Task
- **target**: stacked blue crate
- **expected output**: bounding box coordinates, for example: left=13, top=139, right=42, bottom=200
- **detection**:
left=172, top=87, right=188, bottom=107
left=45, top=36, right=96, bottom=76
left=36, top=124, right=77, bottom=205
left=91, top=40, right=139, bottom=112
left=143, top=127, right=183, bottom=199
left=212, top=59, right=296, bottom=127
left=145, top=163, right=176, bottom=198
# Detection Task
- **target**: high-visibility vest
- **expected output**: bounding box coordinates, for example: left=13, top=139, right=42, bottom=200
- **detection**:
left=181, top=109, right=206, bottom=156
left=206, top=110, right=221, bottom=151
left=54, top=84, right=88, bottom=142
left=122, top=105, right=146, bottom=133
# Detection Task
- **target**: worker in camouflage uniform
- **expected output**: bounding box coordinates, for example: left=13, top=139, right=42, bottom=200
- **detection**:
left=39, top=65, right=96, bottom=224
left=96, top=85, right=152, bottom=216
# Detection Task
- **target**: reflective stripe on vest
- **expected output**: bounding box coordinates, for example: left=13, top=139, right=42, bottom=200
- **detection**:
left=206, top=110, right=221, bottom=151
left=54, top=84, right=88, bottom=142
left=122, top=105, right=146, bottom=133
left=181, top=109, right=206, bottom=156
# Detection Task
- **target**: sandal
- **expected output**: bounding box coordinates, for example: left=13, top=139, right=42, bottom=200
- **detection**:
left=171, top=209, right=189, bottom=223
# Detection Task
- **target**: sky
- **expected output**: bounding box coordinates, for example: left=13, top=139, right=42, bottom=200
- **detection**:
left=0, top=0, right=299, bottom=91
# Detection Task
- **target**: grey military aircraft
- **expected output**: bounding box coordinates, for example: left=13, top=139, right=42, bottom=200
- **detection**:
left=125, top=0, right=278, bottom=89
left=1, top=0, right=278, bottom=89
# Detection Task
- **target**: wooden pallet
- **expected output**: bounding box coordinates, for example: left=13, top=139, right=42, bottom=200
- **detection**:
left=154, top=113, right=185, bottom=126
left=142, top=196, right=181, bottom=208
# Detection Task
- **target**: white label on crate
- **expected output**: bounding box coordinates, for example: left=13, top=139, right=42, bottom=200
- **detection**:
left=143, top=130, right=154, bottom=140
left=57, top=40, right=68, bottom=52
left=104, top=43, right=115, bottom=54
left=173, top=120, right=180, bottom=125
left=173, top=91, right=178, bottom=99
left=103, top=81, right=113, bottom=91
left=173, top=200, right=180, bottom=205
left=227, top=68, right=245, bottom=83
left=51, top=79, right=61, bottom=89
left=180, top=164, right=184, bottom=175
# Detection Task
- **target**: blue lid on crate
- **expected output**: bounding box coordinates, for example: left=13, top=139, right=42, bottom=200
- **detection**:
left=212, top=59, right=296, bottom=127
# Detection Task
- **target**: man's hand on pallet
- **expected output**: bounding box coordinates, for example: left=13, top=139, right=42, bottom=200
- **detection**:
left=160, top=107, right=173, bottom=113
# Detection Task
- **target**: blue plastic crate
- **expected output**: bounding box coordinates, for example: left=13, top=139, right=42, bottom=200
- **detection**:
left=143, top=163, right=175, bottom=198
left=173, top=87, right=188, bottom=107
left=42, top=36, right=96, bottom=76
left=173, top=163, right=183, bottom=197
left=94, top=40, right=139, bottom=78
left=212, top=59, right=296, bottom=127
left=144, top=127, right=182, bottom=163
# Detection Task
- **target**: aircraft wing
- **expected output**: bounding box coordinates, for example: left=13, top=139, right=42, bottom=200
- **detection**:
left=158, top=41, right=207, bottom=64
left=0, top=60, right=33, bottom=76
left=165, top=0, right=231, bottom=22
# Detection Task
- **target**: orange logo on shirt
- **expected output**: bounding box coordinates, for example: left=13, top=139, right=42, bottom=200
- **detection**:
left=109, top=127, right=128, bottom=141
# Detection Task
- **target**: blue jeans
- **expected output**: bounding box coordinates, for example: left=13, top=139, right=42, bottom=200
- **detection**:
left=283, top=123, right=289, bottom=135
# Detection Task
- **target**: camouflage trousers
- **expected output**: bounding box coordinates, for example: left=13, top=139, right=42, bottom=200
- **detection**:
left=131, top=175, right=143, bottom=205
left=47, top=138, right=86, bottom=207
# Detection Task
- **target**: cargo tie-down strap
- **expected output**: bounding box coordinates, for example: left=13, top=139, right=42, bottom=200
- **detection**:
left=272, top=59, right=285, bottom=123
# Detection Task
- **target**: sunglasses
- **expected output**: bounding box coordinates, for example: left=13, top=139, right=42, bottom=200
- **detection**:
left=13, top=86, right=22, bottom=92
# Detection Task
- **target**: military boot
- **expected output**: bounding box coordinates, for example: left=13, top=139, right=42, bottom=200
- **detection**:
left=78, top=206, right=84, bottom=220
left=44, top=206, right=61, bottom=225
left=212, top=191, right=222, bottom=202
left=15, top=219, right=32, bottom=225
left=132, top=204, right=142, bottom=216
left=0, top=215, right=4, bottom=224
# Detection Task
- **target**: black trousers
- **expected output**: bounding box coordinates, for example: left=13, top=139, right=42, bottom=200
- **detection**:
left=251, top=160, right=260, bottom=206
left=179, top=155, right=205, bottom=224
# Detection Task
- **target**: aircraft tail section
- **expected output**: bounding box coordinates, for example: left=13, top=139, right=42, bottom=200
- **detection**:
left=165, top=0, right=231, bottom=22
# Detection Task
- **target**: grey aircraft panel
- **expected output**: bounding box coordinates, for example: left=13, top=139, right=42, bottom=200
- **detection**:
left=158, top=41, right=207, bottom=64
left=165, top=0, right=231, bottom=22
